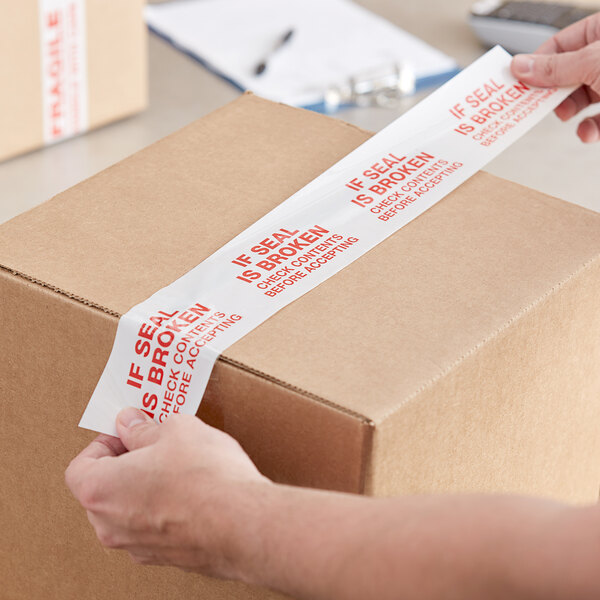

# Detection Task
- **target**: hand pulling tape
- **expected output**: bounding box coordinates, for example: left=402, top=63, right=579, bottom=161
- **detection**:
left=80, top=46, right=574, bottom=436
left=38, top=0, right=89, bottom=144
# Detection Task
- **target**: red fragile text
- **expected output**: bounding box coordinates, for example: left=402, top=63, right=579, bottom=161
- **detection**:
left=44, top=9, right=64, bottom=139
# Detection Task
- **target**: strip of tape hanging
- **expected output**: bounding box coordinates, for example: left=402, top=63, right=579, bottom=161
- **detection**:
left=80, top=46, right=575, bottom=436
left=39, top=0, right=89, bottom=144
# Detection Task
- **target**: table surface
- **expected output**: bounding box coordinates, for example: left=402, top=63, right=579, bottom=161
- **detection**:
left=1, top=0, right=598, bottom=226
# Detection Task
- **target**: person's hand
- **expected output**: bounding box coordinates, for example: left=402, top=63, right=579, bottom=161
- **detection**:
left=66, top=409, right=600, bottom=600
left=511, top=12, right=600, bottom=142
left=65, top=408, right=271, bottom=579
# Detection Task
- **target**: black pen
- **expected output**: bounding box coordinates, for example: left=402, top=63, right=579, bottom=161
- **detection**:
left=254, top=28, right=295, bottom=76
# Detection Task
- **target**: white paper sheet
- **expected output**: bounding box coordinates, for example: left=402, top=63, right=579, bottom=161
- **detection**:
left=145, top=0, right=459, bottom=107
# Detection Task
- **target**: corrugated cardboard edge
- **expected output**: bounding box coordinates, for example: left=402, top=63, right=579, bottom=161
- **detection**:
left=0, top=265, right=121, bottom=317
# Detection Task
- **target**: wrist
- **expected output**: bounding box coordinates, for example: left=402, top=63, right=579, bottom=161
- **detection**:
left=210, top=477, right=281, bottom=585
left=228, top=481, right=310, bottom=590
left=229, top=483, right=365, bottom=598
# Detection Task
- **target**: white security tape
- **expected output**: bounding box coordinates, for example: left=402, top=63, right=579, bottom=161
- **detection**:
left=80, top=47, right=574, bottom=436
left=38, top=0, right=89, bottom=144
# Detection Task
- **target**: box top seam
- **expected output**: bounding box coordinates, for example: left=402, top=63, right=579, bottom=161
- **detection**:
left=0, top=264, right=121, bottom=317
left=219, top=355, right=375, bottom=425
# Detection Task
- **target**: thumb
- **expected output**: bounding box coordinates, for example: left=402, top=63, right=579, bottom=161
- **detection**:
left=116, top=407, right=160, bottom=451
left=511, top=48, right=598, bottom=89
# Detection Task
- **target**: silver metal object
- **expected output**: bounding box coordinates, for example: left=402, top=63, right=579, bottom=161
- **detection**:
left=324, top=62, right=416, bottom=112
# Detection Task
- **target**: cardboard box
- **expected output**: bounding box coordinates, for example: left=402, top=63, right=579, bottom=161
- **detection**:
left=1, top=94, right=599, bottom=599
left=1, top=0, right=147, bottom=162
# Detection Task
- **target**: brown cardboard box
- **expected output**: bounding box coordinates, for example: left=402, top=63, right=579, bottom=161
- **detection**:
left=1, top=94, right=599, bottom=599
left=1, top=0, right=147, bottom=162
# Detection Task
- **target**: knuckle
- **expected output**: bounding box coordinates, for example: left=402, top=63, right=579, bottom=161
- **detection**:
left=227, top=434, right=244, bottom=453
left=582, top=43, right=600, bottom=89
left=167, top=413, right=197, bottom=432
left=588, top=14, right=600, bottom=44
left=96, top=527, right=120, bottom=549
left=581, top=42, right=599, bottom=62
left=64, top=463, right=77, bottom=491
left=94, top=436, right=118, bottom=454
left=541, top=55, right=557, bottom=81
left=78, top=480, right=100, bottom=509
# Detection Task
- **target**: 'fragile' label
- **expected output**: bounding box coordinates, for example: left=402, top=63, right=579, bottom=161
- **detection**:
left=80, top=47, right=574, bottom=436
left=39, top=0, right=89, bottom=144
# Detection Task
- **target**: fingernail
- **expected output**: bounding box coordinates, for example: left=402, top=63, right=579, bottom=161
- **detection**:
left=512, top=55, right=534, bottom=76
left=117, top=407, right=147, bottom=429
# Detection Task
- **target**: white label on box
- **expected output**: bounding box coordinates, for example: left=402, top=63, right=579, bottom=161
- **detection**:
left=38, top=0, right=89, bottom=144
left=80, top=46, right=574, bottom=436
